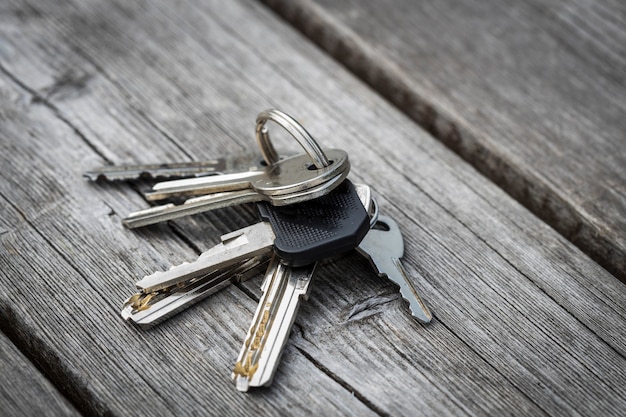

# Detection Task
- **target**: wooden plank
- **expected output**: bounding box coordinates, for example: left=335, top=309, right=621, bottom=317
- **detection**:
left=0, top=82, right=377, bottom=416
left=0, top=0, right=625, bottom=416
left=0, top=332, right=80, bottom=417
left=262, top=0, right=626, bottom=281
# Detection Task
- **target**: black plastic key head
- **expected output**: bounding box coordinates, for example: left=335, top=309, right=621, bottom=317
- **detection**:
left=257, top=180, right=370, bottom=267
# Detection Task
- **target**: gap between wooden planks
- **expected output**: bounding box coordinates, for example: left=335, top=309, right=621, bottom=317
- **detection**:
left=262, top=0, right=626, bottom=281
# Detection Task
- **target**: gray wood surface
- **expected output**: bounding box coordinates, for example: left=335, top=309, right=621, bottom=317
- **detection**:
left=1, top=0, right=625, bottom=416
left=0, top=333, right=79, bottom=417
left=263, top=0, right=626, bottom=281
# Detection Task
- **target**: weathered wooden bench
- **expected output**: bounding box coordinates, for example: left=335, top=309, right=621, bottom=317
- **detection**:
left=1, top=0, right=624, bottom=416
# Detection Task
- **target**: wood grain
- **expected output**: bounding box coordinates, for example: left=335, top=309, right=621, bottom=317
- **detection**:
left=262, top=0, right=626, bottom=281
left=0, top=333, right=79, bottom=417
left=1, top=0, right=625, bottom=415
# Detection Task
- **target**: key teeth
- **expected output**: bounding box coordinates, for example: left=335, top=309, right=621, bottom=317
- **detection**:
left=138, top=261, right=190, bottom=285
left=389, top=258, right=432, bottom=324
left=232, top=356, right=255, bottom=392
left=83, top=172, right=102, bottom=182
left=120, top=305, right=133, bottom=321
left=137, top=252, right=223, bottom=286
left=169, top=261, right=190, bottom=271
left=120, top=293, right=148, bottom=320
left=233, top=371, right=271, bottom=392
left=405, top=298, right=433, bottom=323
left=235, top=378, right=250, bottom=392
left=120, top=293, right=162, bottom=328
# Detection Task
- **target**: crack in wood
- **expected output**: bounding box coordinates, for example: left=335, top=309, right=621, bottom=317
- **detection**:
left=293, top=345, right=393, bottom=417
left=42, top=70, right=94, bottom=101
left=344, top=292, right=401, bottom=323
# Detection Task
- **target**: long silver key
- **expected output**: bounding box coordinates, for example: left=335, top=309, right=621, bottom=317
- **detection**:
left=121, top=254, right=270, bottom=327
left=231, top=185, right=376, bottom=391
left=232, top=254, right=317, bottom=391
left=135, top=180, right=370, bottom=291
left=357, top=215, right=432, bottom=323
left=83, top=152, right=268, bottom=181
left=123, top=149, right=349, bottom=228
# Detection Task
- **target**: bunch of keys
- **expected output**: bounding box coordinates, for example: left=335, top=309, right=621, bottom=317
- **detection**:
left=85, top=109, right=432, bottom=391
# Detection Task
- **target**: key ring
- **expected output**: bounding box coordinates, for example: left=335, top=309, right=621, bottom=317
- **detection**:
left=256, top=109, right=330, bottom=169
left=368, top=196, right=380, bottom=228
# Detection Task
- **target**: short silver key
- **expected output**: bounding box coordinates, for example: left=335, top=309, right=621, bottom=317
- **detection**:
left=123, top=149, right=349, bottom=228
left=83, top=152, right=268, bottom=182
left=232, top=255, right=317, bottom=391
left=121, top=254, right=270, bottom=327
left=357, top=215, right=432, bottom=323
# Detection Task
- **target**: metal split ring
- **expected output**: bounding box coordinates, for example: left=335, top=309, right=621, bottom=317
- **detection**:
left=368, top=196, right=380, bottom=228
left=255, top=109, right=330, bottom=169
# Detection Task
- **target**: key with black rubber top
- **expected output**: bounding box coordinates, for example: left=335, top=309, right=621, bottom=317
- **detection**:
left=134, top=180, right=370, bottom=293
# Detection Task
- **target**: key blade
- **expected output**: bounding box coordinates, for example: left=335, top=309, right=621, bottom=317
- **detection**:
left=122, top=190, right=261, bottom=228
left=136, top=222, right=276, bottom=292
left=121, top=255, right=270, bottom=327
left=232, top=256, right=317, bottom=391
left=122, top=268, right=234, bottom=327
left=146, top=170, right=265, bottom=201
left=357, top=215, right=432, bottom=323
left=84, top=160, right=227, bottom=182
left=390, top=258, right=432, bottom=323
left=83, top=152, right=267, bottom=182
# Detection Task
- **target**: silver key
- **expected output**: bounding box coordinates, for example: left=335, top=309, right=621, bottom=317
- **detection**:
left=232, top=255, right=317, bottom=391
left=121, top=254, right=270, bottom=327
left=124, top=171, right=347, bottom=229
left=83, top=152, right=268, bottom=182
left=144, top=149, right=348, bottom=200
left=136, top=222, right=278, bottom=293
left=123, top=149, right=350, bottom=228
left=357, top=215, right=432, bottom=323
